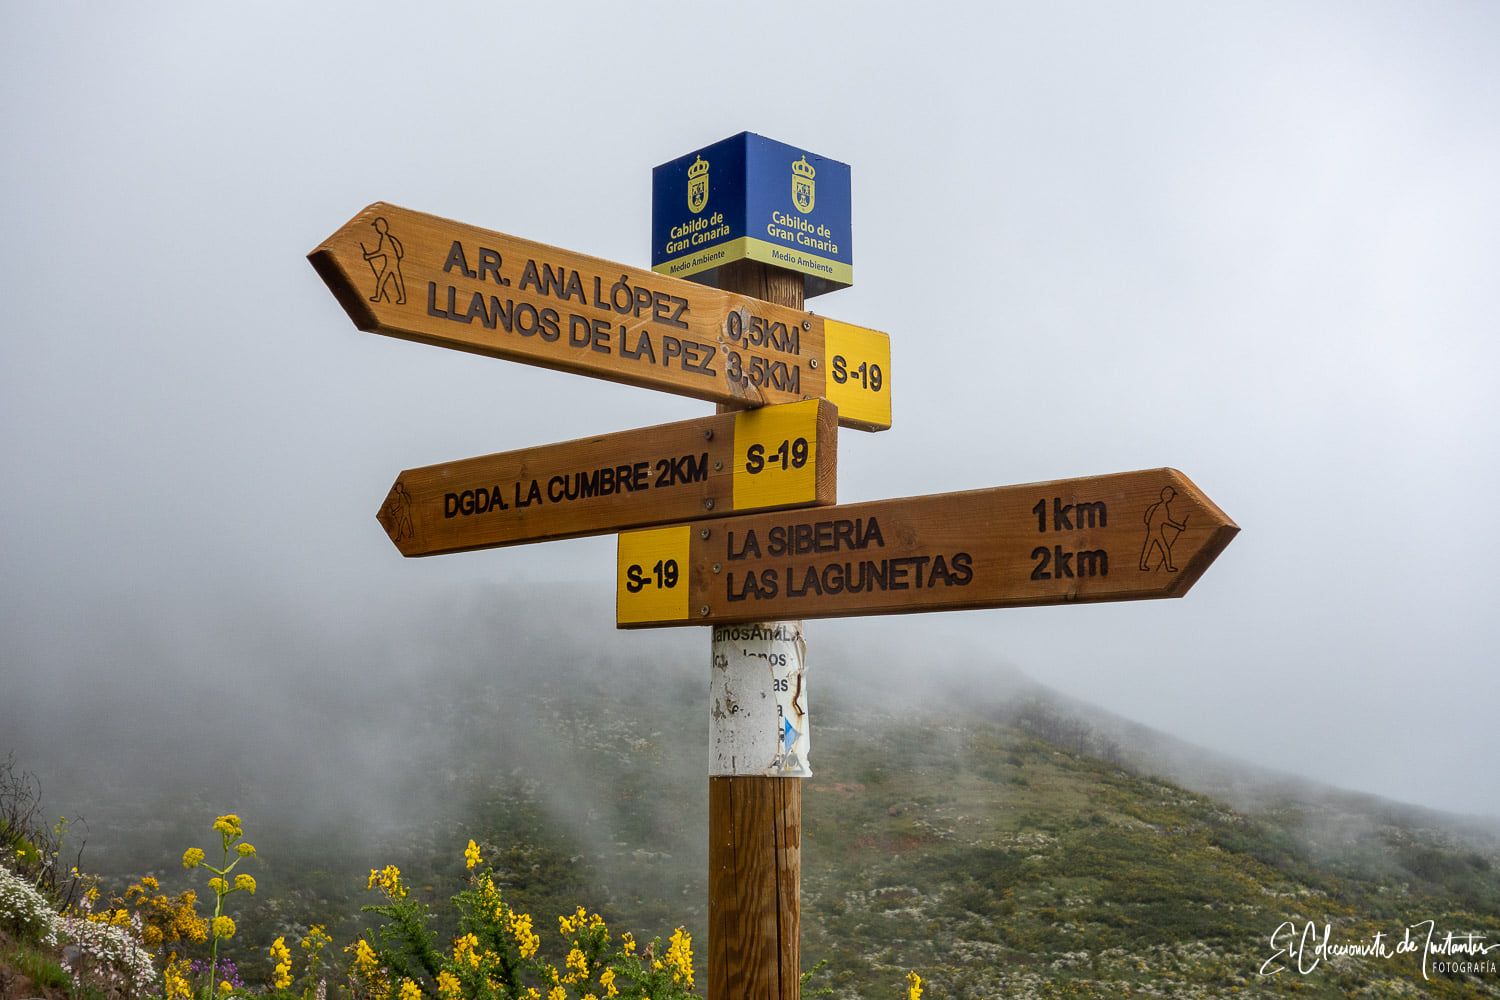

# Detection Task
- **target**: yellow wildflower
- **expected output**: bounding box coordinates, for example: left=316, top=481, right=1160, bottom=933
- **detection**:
left=219, top=979, right=233, bottom=995
left=367, top=865, right=407, bottom=899
left=665, top=927, right=693, bottom=988
left=209, top=877, right=228, bottom=895
left=270, top=936, right=293, bottom=989
left=301, top=923, right=331, bottom=952
left=509, top=910, right=540, bottom=959
left=140, top=875, right=159, bottom=891
left=465, top=839, right=482, bottom=870
left=213, top=814, right=243, bottom=839
left=348, top=938, right=383, bottom=986
left=236, top=842, right=256, bottom=857
left=600, top=967, right=618, bottom=998
left=399, top=979, right=422, bottom=1000
left=234, top=873, right=256, bottom=894
left=524, top=991, right=541, bottom=1000
left=621, top=932, right=635, bottom=955
left=564, top=945, right=588, bottom=982
left=548, top=987, right=566, bottom=1000
left=182, top=847, right=204, bottom=869
left=436, top=970, right=463, bottom=999
left=211, top=915, right=236, bottom=939
left=143, top=924, right=164, bottom=947
left=453, top=932, right=481, bottom=969
left=163, top=957, right=192, bottom=1000
left=85, top=885, right=100, bottom=902
left=907, top=971, right=923, bottom=1000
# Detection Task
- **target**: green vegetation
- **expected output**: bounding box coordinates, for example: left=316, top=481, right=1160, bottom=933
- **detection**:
left=4, top=939, right=73, bottom=989
left=4, top=674, right=1499, bottom=998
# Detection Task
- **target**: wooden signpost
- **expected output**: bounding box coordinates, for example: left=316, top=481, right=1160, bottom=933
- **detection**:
left=310, top=142, right=1239, bottom=1000
left=309, top=203, right=892, bottom=431
left=617, top=468, right=1237, bottom=628
left=376, top=399, right=838, bottom=556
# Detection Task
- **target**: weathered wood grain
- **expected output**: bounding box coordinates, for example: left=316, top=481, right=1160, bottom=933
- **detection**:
left=619, top=468, right=1239, bottom=627
left=378, top=400, right=837, bottom=556
left=309, top=203, right=891, bottom=430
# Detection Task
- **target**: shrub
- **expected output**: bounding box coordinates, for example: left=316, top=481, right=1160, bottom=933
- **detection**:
left=0, top=862, right=59, bottom=946
left=57, top=910, right=157, bottom=996
left=353, top=840, right=700, bottom=1000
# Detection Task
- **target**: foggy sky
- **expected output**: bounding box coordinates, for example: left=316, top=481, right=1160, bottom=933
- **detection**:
left=2, top=2, right=1498, bottom=816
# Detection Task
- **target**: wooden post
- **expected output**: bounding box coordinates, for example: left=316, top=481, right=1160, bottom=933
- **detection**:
left=709, top=259, right=805, bottom=1000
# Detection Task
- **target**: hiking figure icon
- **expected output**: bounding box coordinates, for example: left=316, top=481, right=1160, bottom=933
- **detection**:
left=1139, top=486, right=1188, bottom=572
left=378, top=481, right=414, bottom=543
left=362, top=217, right=406, bottom=305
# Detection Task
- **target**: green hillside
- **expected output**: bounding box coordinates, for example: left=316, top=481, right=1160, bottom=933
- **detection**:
left=9, top=653, right=1499, bottom=1000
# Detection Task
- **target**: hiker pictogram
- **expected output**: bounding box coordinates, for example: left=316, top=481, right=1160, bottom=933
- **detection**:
left=1140, top=486, right=1188, bottom=572
left=362, top=217, right=406, bottom=304
left=378, top=481, right=414, bottom=542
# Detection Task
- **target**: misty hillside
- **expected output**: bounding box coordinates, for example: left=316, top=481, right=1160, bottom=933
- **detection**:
left=4, top=586, right=1500, bottom=998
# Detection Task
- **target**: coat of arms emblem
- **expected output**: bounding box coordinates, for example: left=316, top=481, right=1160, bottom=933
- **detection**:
left=791, top=155, right=816, bottom=213
left=687, top=155, right=710, bottom=214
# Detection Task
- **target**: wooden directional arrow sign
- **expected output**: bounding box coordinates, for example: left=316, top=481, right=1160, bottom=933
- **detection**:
left=616, top=468, right=1237, bottom=627
left=378, top=399, right=837, bottom=556
left=310, top=203, right=892, bottom=431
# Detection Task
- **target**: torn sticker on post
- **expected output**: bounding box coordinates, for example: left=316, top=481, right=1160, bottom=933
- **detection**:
left=709, top=621, right=810, bottom=778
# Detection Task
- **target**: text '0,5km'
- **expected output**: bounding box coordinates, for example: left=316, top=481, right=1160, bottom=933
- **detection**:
left=309, top=203, right=892, bottom=430
left=378, top=399, right=838, bottom=556
left=615, top=468, right=1238, bottom=627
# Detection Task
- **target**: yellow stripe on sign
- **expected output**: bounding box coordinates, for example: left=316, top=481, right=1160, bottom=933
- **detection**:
left=741, top=237, right=855, bottom=286
left=732, top=400, right=822, bottom=512
left=651, top=237, right=752, bottom=280
left=617, top=525, right=692, bottom=625
left=824, top=319, right=892, bottom=430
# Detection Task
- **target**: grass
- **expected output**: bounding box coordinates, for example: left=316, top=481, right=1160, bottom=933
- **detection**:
left=4, top=939, right=71, bottom=990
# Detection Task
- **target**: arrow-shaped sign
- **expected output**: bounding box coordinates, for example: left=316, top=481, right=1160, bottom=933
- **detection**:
left=378, top=399, right=838, bottom=556
left=616, top=468, right=1237, bottom=627
left=309, top=203, right=892, bottom=431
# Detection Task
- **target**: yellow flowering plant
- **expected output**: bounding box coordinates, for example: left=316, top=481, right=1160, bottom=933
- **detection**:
left=179, top=813, right=259, bottom=998
left=297, top=923, right=333, bottom=999
left=351, top=840, right=702, bottom=1000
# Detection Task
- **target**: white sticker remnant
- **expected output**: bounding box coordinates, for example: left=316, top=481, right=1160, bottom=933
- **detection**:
left=709, top=620, right=810, bottom=777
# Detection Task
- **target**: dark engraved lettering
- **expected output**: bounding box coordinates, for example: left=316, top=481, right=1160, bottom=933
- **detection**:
left=1052, top=498, right=1074, bottom=532
left=443, top=486, right=509, bottom=518
left=728, top=569, right=777, bottom=602
left=1076, top=549, right=1109, bottom=577
left=477, top=247, right=506, bottom=285
left=661, top=335, right=683, bottom=366
left=1076, top=501, right=1107, bottom=529
left=562, top=269, right=587, bottom=304
left=620, top=327, right=656, bottom=363
left=728, top=529, right=761, bottom=561
left=951, top=552, right=973, bottom=585
left=463, top=291, right=496, bottom=328
left=1031, top=546, right=1051, bottom=580
left=444, top=241, right=476, bottom=278
left=518, top=259, right=541, bottom=292
left=568, top=313, right=592, bottom=347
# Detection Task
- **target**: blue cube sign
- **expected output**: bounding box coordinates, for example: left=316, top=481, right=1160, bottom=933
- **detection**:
left=652, top=133, right=852, bottom=298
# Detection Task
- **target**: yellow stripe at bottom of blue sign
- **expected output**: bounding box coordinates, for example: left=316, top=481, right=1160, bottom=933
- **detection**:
left=652, top=237, right=854, bottom=286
